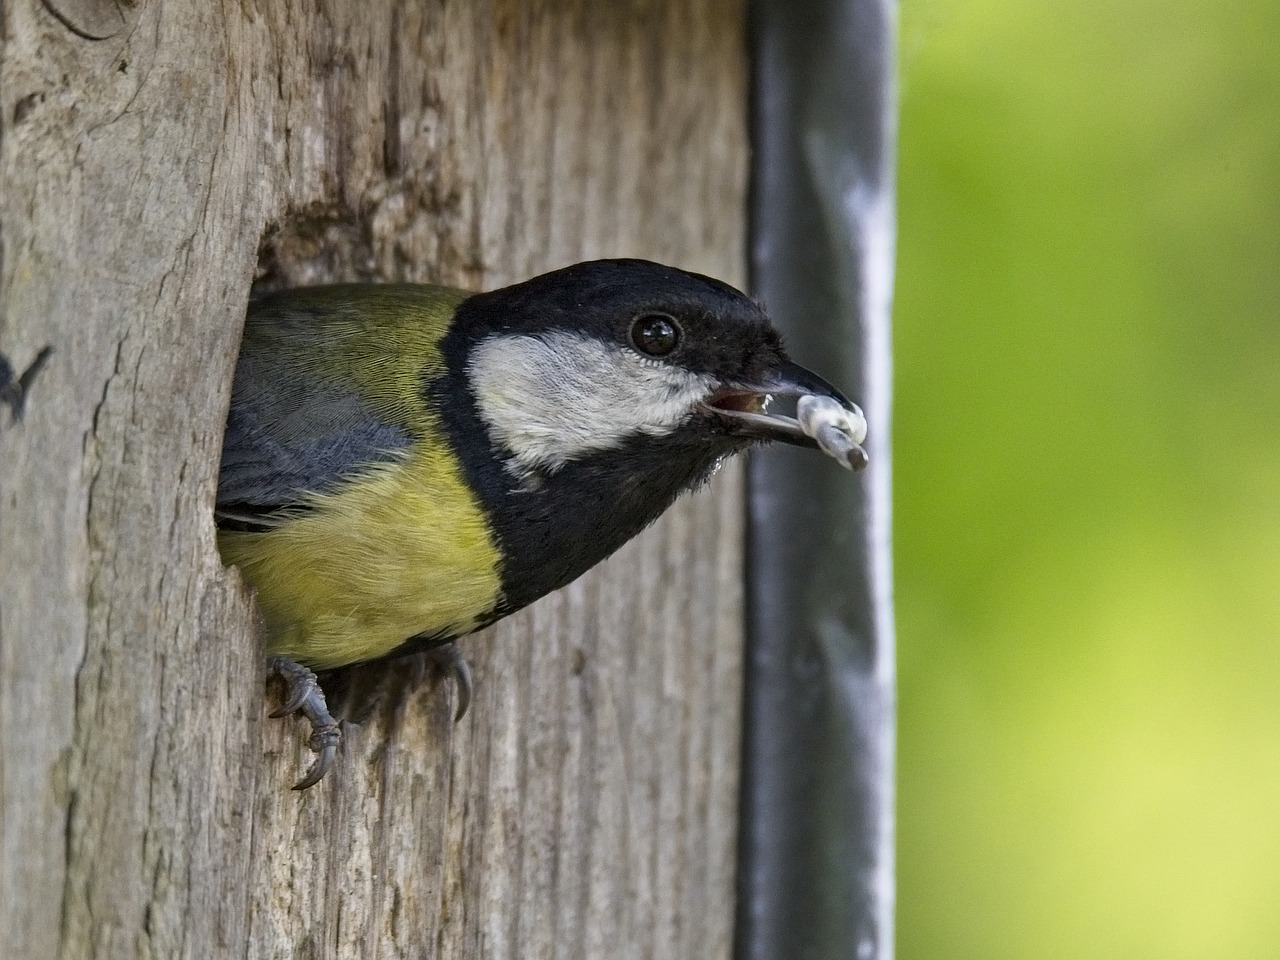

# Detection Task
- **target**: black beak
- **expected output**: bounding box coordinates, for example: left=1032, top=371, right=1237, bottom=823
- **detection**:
left=699, top=360, right=869, bottom=470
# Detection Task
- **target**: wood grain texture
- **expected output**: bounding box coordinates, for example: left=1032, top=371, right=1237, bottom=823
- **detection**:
left=0, top=1, right=747, bottom=958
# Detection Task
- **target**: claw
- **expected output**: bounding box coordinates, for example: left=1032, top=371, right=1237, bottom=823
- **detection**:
left=269, top=669, right=316, bottom=719
left=292, top=728, right=339, bottom=791
left=266, top=656, right=342, bottom=789
left=426, top=642, right=473, bottom=723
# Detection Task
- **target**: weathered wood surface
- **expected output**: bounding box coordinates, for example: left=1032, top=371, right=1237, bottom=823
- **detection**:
left=0, top=2, right=747, bottom=958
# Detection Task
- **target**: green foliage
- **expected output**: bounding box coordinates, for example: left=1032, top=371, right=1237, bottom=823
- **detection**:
left=895, top=0, right=1280, bottom=955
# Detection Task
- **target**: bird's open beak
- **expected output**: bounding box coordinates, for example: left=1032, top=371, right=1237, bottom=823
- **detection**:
left=699, top=360, right=869, bottom=470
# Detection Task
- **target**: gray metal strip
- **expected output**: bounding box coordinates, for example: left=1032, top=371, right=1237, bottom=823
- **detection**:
left=738, top=1, right=897, bottom=958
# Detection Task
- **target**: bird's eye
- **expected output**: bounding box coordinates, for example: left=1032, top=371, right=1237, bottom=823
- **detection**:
left=630, top=314, right=681, bottom=357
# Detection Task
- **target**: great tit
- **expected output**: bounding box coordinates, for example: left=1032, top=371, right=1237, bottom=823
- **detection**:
left=215, top=258, right=866, bottom=788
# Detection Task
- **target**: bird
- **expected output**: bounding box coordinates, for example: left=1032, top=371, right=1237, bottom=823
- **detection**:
left=215, top=258, right=867, bottom=788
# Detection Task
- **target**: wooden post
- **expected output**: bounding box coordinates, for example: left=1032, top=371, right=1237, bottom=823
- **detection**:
left=1, top=2, right=747, bottom=957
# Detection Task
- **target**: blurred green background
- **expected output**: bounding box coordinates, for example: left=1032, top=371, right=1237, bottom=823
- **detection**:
left=894, top=0, right=1280, bottom=956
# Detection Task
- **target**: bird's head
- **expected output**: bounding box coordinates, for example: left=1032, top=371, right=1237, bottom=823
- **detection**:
left=444, top=259, right=866, bottom=483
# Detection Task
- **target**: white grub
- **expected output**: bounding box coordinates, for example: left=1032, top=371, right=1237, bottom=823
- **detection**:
left=797, top=394, right=869, bottom=471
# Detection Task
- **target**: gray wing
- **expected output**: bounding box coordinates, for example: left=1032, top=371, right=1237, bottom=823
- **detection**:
left=215, top=322, right=414, bottom=523
left=217, top=390, right=412, bottom=519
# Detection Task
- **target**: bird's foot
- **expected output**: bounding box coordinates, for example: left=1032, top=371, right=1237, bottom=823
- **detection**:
left=266, top=656, right=341, bottom=790
left=425, top=642, right=473, bottom=723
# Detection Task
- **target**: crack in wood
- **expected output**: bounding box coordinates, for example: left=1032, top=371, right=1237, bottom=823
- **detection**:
left=38, top=0, right=130, bottom=41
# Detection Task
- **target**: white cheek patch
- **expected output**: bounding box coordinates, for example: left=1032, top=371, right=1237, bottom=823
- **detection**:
left=467, top=330, right=717, bottom=477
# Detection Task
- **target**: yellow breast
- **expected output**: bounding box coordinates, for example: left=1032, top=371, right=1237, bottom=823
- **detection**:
left=218, top=440, right=502, bottom=670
